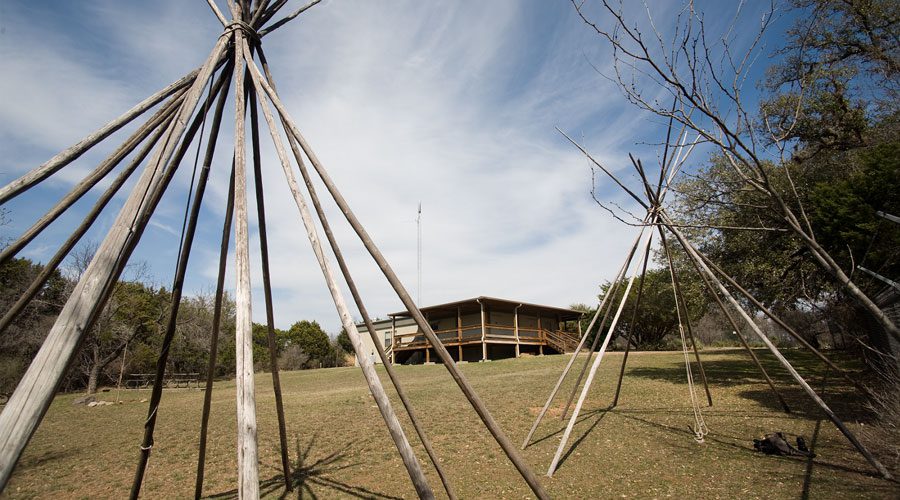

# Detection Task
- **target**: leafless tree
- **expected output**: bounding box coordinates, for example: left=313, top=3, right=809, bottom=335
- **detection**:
left=67, top=242, right=165, bottom=394
left=570, top=0, right=899, bottom=342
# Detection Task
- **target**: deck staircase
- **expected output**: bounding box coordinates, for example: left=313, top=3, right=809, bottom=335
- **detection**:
left=543, top=329, right=582, bottom=354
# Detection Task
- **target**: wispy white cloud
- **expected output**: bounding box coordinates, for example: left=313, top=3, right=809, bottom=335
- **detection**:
left=0, top=0, right=768, bottom=332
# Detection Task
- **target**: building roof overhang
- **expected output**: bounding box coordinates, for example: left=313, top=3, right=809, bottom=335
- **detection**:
left=387, top=296, right=584, bottom=321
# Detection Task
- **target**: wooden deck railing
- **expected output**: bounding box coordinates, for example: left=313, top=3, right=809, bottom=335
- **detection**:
left=392, top=324, right=580, bottom=352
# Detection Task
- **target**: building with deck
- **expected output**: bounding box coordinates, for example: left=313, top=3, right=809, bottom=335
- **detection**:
left=355, top=297, right=583, bottom=365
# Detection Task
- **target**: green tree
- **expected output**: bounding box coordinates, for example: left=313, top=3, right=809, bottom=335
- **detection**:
left=285, top=320, right=334, bottom=366
left=0, top=257, right=68, bottom=394
left=589, top=267, right=707, bottom=350
left=336, top=327, right=353, bottom=354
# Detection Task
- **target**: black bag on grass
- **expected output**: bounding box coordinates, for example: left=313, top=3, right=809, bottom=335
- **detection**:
left=753, top=432, right=815, bottom=458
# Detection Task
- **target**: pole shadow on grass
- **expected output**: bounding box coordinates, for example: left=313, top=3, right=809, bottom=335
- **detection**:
left=527, top=407, right=609, bottom=448
left=553, top=409, right=609, bottom=470
left=206, top=433, right=403, bottom=499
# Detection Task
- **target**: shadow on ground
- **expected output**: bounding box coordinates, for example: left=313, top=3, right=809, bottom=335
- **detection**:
left=623, top=349, right=874, bottom=422
left=206, top=434, right=403, bottom=499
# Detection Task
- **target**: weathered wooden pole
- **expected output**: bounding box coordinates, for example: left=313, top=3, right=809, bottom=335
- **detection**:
left=248, top=52, right=547, bottom=500
left=0, top=37, right=228, bottom=491
left=548, top=224, right=654, bottom=477
left=195, top=165, right=235, bottom=500
left=660, top=211, right=892, bottom=480
left=257, top=0, right=322, bottom=38
left=241, top=40, right=434, bottom=499
left=205, top=0, right=229, bottom=26
left=0, top=89, right=187, bottom=266
left=522, top=226, right=643, bottom=449
left=0, top=67, right=210, bottom=204
left=610, top=231, right=655, bottom=408
left=247, top=86, right=292, bottom=491
left=228, top=12, right=260, bottom=498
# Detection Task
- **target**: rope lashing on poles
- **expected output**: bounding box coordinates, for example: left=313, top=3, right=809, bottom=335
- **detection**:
left=221, top=20, right=260, bottom=44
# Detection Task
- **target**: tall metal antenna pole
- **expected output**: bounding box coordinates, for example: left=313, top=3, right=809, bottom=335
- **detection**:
left=417, top=202, right=422, bottom=305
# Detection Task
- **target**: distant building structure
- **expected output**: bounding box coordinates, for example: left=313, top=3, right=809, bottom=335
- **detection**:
left=355, top=296, right=583, bottom=365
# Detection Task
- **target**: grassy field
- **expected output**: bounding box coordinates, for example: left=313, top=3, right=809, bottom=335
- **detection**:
left=4, top=349, right=898, bottom=498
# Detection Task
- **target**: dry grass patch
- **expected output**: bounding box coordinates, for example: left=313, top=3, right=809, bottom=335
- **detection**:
left=4, top=349, right=898, bottom=498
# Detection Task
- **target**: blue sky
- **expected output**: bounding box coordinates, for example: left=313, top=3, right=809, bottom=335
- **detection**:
left=0, top=1, right=794, bottom=333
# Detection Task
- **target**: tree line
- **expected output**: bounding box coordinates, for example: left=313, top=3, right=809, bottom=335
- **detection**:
left=0, top=252, right=353, bottom=396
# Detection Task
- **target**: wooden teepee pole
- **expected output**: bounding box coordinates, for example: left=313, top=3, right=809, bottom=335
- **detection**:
left=254, top=45, right=454, bottom=499
left=241, top=40, right=433, bottom=499
left=0, top=36, right=229, bottom=491
left=194, top=163, right=235, bottom=500
left=257, top=0, right=322, bottom=38
left=0, top=88, right=187, bottom=266
left=547, top=223, right=654, bottom=477
left=247, top=85, right=293, bottom=491
left=522, top=224, right=644, bottom=449
left=246, top=51, right=549, bottom=500
left=0, top=67, right=209, bottom=204
left=660, top=211, right=893, bottom=480
left=227, top=9, right=261, bottom=497
left=610, top=231, right=655, bottom=408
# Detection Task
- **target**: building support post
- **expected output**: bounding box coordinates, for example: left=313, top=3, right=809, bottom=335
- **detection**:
left=514, top=304, right=522, bottom=357
left=424, top=312, right=431, bottom=364
left=390, top=316, right=396, bottom=365
left=576, top=317, right=583, bottom=351
left=479, top=299, right=487, bottom=361
left=457, top=306, right=463, bottom=362
left=537, top=313, right=543, bottom=356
